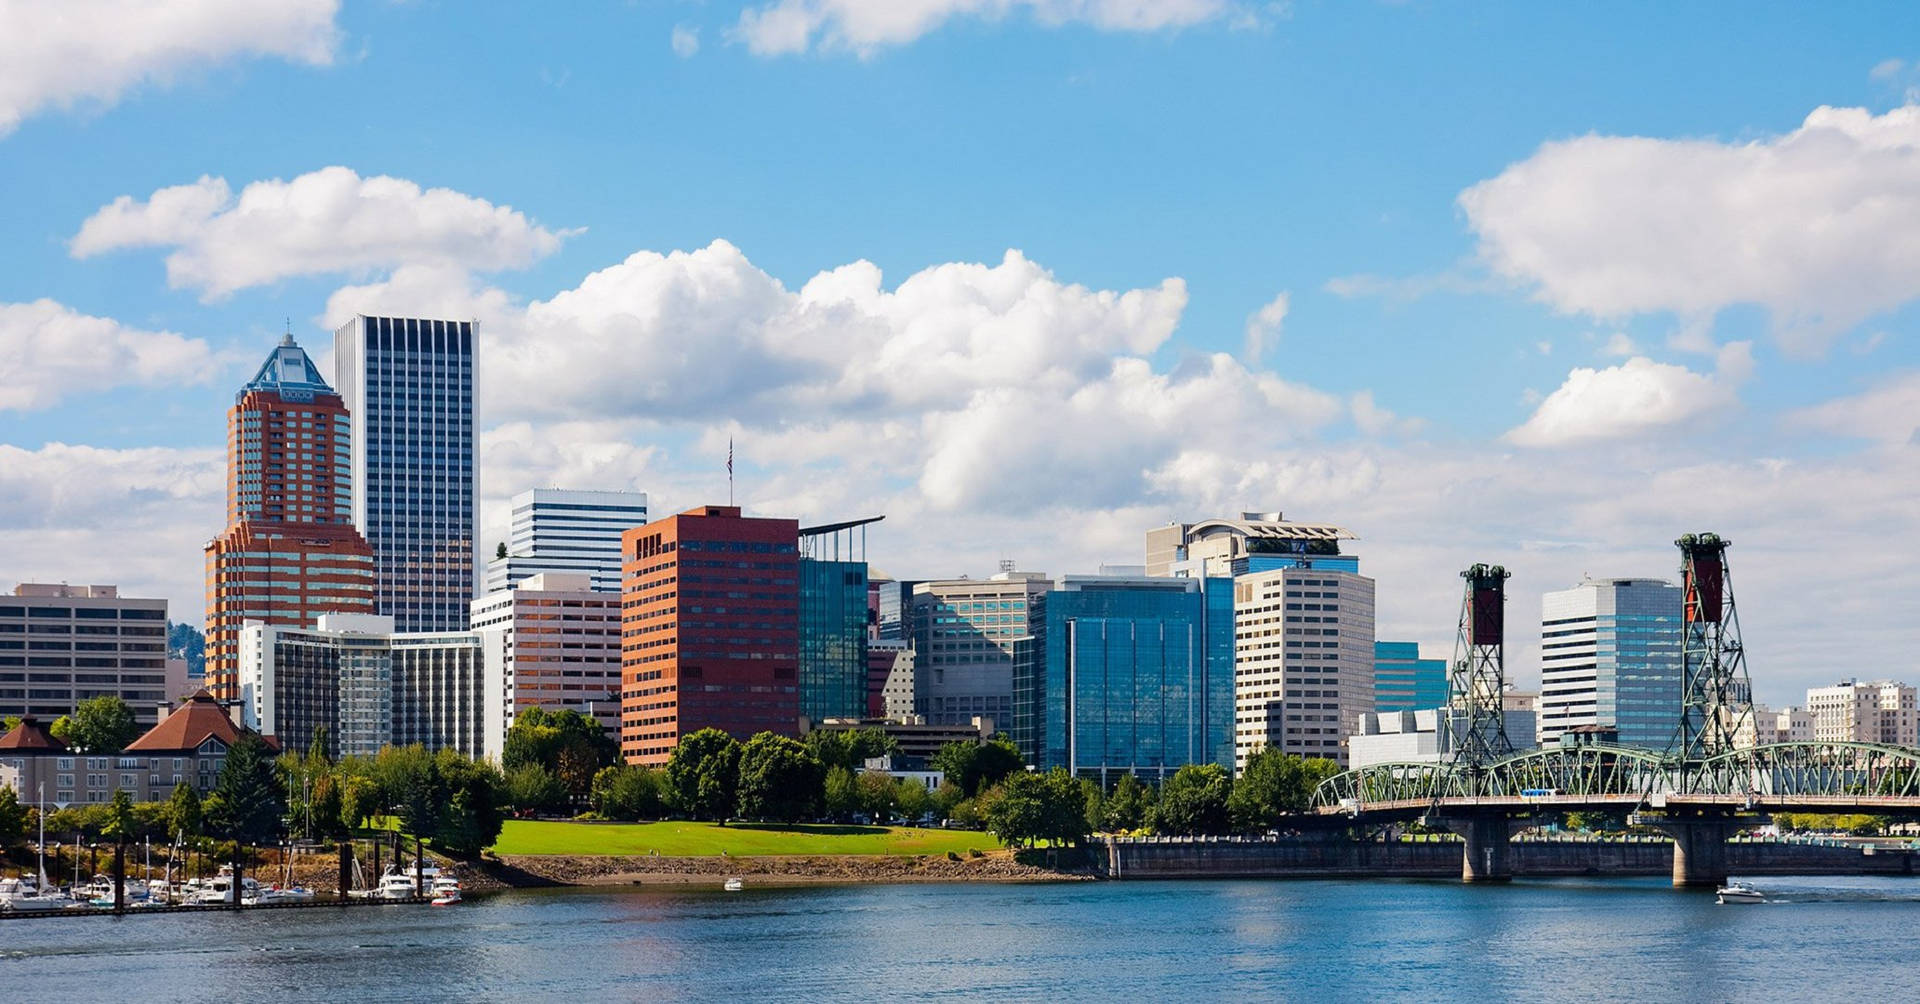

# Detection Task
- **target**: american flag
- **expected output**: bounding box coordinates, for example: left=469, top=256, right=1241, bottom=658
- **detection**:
left=727, top=438, right=733, bottom=476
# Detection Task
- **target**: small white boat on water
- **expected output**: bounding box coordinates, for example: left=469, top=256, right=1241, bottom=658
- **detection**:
left=1717, top=882, right=1765, bottom=904
left=197, top=869, right=264, bottom=905
left=377, top=867, right=424, bottom=900
left=723, top=877, right=744, bottom=892
left=0, top=876, right=77, bottom=912
left=430, top=875, right=462, bottom=906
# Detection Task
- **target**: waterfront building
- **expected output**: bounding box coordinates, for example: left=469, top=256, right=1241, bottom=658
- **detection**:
left=870, top=577, right=920, bottom=641
left=1374, top=641, right=1447, bottom=712
left=0, top=690, right=267, bottom=806
left=909, top=570, right=1050, bottom=727
left=1347, top=706, right=1538, bottom=771
left=0, top=584, right=172, bottom=732
left=1010, top=575, right=1234, bottom=781
left=239, top=614, right=487, bottom=758
left=334, top=315, right=477, bottom=633
left=798, top=546, right=871, bottom=723
left=1145, top=511, right=1357, bottom=579
left=620, top=506, right=800, bottom=764
left=485, top=489, right=649, bottom=595
left=1735, top=705, right=1817, bottom=748
left=468, top=573, right=622, bottom=759
left=802, top=715, right=994, bottom=768
left=1232, top=561, right=1377, bottom=770
left=1806, top=680, right=1918, bottom=747
left=204, top=336, right=377, bottom=697
left=868, top=639, right=914, bottom=718
left=1537, top=577, right=1683, bottom=749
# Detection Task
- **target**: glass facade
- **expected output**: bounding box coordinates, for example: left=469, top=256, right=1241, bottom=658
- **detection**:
left=1374, top=641, right=1447, bottom=712
left=334, top=316, right=477, bottom=634
left=798, top=558, right=869, bottom=722
left=1540, top=579, right=1683, bottom=749
left=1013, top=576, right=1234, bottom=781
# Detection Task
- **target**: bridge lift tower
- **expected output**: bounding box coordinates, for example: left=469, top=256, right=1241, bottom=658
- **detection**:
left=1671, top=532, right=1754, bottom=764
left=1449, top=563, right=1514, bottom=772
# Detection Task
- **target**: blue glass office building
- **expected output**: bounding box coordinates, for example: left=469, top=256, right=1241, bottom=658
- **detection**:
left=1374, top=641, right=1448, bottom=712
left=799, top=558, right=870, bottom=722
left=1012, top=576, right=1234, bottom=781
left=334, top=315, right=477, bottom=633
left=1539, top=578, right=1684, bottom=749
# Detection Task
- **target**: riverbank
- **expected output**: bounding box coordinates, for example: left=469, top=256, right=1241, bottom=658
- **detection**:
left=486, top=849, right=1088, bottom=887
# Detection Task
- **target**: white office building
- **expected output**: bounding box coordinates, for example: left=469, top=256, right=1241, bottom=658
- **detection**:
left=485, top=489, right=649, bottom=594
left=334, top=315, right=478, bottom=633
left=1233, top=565, right=1376, bottom=770
left=1538, top=578, right=1683, bottom=750
left=469, top=573, right=622, bottom=759
left=1806, top=680, right=1918, bottom=747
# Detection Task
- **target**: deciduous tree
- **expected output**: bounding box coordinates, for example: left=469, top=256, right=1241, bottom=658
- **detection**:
left=1152, top=764, right=1232, bottom=836
left=735, top=733, right=825, bottom=822
left=666, top=728, right=741, bottom=822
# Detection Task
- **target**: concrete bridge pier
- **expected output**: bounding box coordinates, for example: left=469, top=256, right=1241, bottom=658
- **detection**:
left=1652, top=816, right=1744, bottom=888
left=1433, top=813, right=1525, bottom=883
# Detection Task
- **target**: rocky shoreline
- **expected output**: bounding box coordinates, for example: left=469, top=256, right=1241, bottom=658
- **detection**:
left=482, top=850, right=1094, bottom=888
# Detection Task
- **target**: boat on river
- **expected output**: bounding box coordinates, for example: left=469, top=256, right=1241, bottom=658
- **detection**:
left=1717, top=882, right=1764, bottom=904
left=724, top=877, right=744, bottom=892
left=430, top=875, right=462, bottom=906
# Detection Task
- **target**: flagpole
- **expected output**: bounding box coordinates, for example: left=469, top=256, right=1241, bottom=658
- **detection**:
left=728, top=437, right=734, bottom=507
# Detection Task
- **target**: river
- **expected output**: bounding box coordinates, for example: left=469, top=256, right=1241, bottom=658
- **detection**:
left=5, top=875, right=1917, bottom=1000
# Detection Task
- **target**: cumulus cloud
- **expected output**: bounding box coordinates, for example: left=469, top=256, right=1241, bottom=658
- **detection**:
left=1786, top=372, right=1920, bottom=446
left=732, top=0, right=1236, bottom=56
left=1243, top=291, right=1287, bottom=363
left=0, top=299, right=220, bottom=410
left=672, top=24, right=701, bottom=57
left=0, top=0, right=339, bottom=136
left=1505, top=342, right=1752, bottom=447
left=72, top=166, right=573, bottom=299
left=1460, top=104, right=1920, bottom=355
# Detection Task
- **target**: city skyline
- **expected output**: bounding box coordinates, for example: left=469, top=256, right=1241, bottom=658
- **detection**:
left=3, top=3, right=1919, bottom=707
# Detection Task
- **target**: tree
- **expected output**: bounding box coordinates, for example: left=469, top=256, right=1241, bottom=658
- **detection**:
left=310, top=772, right=347, bottom=838
left=735, top=733, right=825, bottom=822
left=1228, top=750, right=1341, bottom=831
left=167, top=622, right=207, bottom=677
left=823, top=766, right=858, bottom=819
left=0, top=786, right=25, bottom=846
left=167, top=782, right=202, bottom=839
left=495, top=541, right=508, bottom=560
left=68, top=695, right=139, bottom=753
left=894, top=778, right=930, bottom=823
left=591, top=765, right=667, bottom=821
left=2, top=715, right=20, bottom=734
left=434, top=749, right=506, bottom=858
left=929, top=780, right=964, bottom=821
left=931, top=737, right=1024, bottom=797
left=1152, top=764, right=1232, bottom=836
left=208, top=733, right=287, bottom=901
left=1102, top=773, right=1153, bottom=832
left=984, top=769, right=1090, bottom=848
left=504, top=707, right=618, bottom=805
left=804, top=728, right=901, bottom=773
left=103, top=789, right=137, bottom=844
left=339, top=775, right=377, bottom=831
left=48, top=715, right=73, bottom=744
left=666, top=728, right=741, bottom=822
left=505, top=763, right=569, bottom=816
left=857, top=770, right=897, bottom=822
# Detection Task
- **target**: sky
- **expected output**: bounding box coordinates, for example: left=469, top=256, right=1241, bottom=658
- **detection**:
left=2, top=0, right=1918, bottom=706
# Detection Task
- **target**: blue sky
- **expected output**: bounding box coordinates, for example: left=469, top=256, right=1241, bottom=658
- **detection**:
left=2, top=1, right=1917, bottom=705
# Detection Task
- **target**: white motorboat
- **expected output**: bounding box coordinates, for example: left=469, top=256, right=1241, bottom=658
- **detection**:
left=1717, top=882, right=1764, bottom=904
left=197, top=869, right=263, bottom=905
left=0, top=876, right=76, bottom=912
left=430, top=875, right=462, bottom=906
left=723, top=877, right=744, bottom=892
left=377, top=867, right=424, bottom=900
left=247, top=885, right=317, bottom=905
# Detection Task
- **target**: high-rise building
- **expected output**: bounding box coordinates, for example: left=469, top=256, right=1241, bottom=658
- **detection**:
left=469, top=573, right=622, bottom=759
left=620, top=506, right=800, bottom=764
left=1537, top=577, right=1684, bottom=749
left=870, top=577, right=920, bottom=641
left=1374, top=641, right=1448, bottom=712
left=333, top=315, right=477, bottom=633
left=798, top=557, right=870, bottom=723
left=1805, top=680, right=1918, bottom=747
left=204, top=336, right=376, bottom=697
left=868, top=639, right=914, bottom=719
left=1011, top=575, right=1234, bottom=781
left=1735, top=704, right=1816, bottom=748
left=0, top=584, right=172, bottom=732
left=239, top=613, right=487, bottom=758
left=1232, top=563, right=1377, bottom=769
left=909, top=571, right=1051, bottom=726
left=1146, top=511, right=1358, bottom=579
left=485, top=489, right=649, bottom=595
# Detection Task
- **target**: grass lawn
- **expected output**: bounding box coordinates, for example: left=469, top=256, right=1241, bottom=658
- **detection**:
left=489, top=820, right=1002, bottom=857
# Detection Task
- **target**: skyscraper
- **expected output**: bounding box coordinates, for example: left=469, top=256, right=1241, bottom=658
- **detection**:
left=333, top=315, right=477, bottom=633
left=1011, top=574, right=1235, bottom=781
left=909, top=571, right=1051, bottom=726
left=1373, top=641, right=1448, bottom=712
left=485, top=489, right=649, bottom=594
left=620, top=506, right=801, bottom=764
left=1537, top=577, right=1684, bottom=749
left=204, top=335, right=375, bottom=697
left=1233, top=564, right=1376, bottom=769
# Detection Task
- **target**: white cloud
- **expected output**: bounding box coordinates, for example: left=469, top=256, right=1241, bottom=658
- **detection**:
left=0, top=0, right=339, bottom=137
left=1600, top=332, right=1638, bottom=357
left=732, top=0, right=1236, bottom=57
left=1243, top=291, right=1287, bottom=363
left=1505, top=342, right=1751, bottom=447
left=1459, top=104, right=1920, bottom=355
left=1786, top=372, right=1920, bottom=446
left=0, top=299, right=219, bottom=410
left=672, top=24, right=701, bottom=58
left=72, top=167, right=573, bottom=300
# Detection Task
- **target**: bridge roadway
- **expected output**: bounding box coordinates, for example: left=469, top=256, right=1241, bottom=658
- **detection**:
left=1310, top=741, right=1920, bottom=886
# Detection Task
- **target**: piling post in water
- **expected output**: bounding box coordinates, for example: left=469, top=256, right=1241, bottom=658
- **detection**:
left=414, top=835, right=425, bottom=897
left=113, top=841, right=126, bottom=914
left=338, top=840, right=352, bottom=902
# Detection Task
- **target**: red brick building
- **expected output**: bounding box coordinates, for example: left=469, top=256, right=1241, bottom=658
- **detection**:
left=204, top=335, right=375, bottom=698
left=620, top=506, right=800, bottom=764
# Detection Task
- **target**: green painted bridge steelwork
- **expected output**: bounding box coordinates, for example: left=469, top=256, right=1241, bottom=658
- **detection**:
left=1312, top=741, right=1920, bottom=816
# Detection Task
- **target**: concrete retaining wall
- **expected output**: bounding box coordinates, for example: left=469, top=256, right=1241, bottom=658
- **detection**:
left=1106, top=838, right=1918, bottom=880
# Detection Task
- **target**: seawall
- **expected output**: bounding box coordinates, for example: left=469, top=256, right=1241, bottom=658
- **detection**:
left=1105, top=837, right=1920, bottom=880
